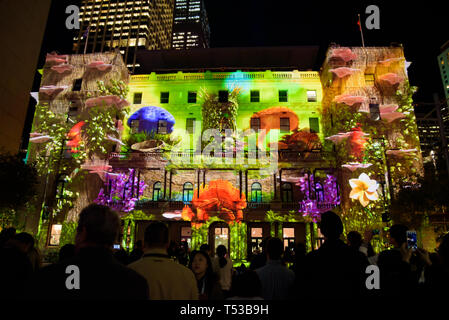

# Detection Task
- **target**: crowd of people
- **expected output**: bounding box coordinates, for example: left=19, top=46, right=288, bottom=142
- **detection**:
left=0, top=203, right=448, bottom=300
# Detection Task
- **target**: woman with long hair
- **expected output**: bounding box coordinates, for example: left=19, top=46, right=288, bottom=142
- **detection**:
left=212, top=245, right=233, bottom=297
left=189, top=250, right=223, bottom=300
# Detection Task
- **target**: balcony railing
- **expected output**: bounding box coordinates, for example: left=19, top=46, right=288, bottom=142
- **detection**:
left=247, top=202, right=271, bottom=210
left=135, top=200, right=185, bottom=210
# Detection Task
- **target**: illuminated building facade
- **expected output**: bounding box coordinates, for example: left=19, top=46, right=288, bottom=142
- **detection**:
left=73, top=0, right=174, bottom=72
left=28, top=45, right=427, bottom=258
left=172, top=0, right=210, bottom=49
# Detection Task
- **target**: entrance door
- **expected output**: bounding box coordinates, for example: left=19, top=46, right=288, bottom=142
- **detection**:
left=209, top=222, right=230, bottom=256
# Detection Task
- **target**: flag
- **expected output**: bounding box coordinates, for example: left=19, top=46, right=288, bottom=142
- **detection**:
left=357, top=17, right=362, bottom=31
left=82, top=25, right=90, bottom=38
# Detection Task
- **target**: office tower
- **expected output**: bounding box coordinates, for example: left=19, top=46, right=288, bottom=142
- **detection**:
left=0, top=0, right=51, bottom=154
left=172, top=0, right=210, bottom=49
left=73, top=0, right=174, bottom=72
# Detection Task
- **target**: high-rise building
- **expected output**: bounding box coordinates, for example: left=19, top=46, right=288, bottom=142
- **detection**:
left=438, top=41, right=449, bottom=124
left=73, top=0, right=174, bottom=72
left=0, top=0, right=51, bottom=154
left=172, top=0, right=210, bottom=50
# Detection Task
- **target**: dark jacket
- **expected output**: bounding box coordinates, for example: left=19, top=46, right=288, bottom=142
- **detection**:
left=0, top=246, right=33, bottom=299
left=303, top=239, right=369, bottom=297
left=31, top=246, right=149, bottom=300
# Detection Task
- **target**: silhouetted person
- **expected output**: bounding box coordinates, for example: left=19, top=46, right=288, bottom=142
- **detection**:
left=289, top=242, right=306, bottom=299
left=250, top=237, right=268, bottom=270
left=255, top=237, right=295, bottom=300
left=0, top=227, right=16, bottom=248
left=189, top=250, right=223, bottom=300
left=128, top=240, right=144, bottom=264
left=113, top=248, right=129, bottom=265
left=212, top=245, right=233, bottom=296
left=228, top=270, right=263, bottom=300
left=0, top=232, right=34, bottom=299
left=347, top=231, right=363, bottom=250
left=200, top=243, right=211, bottom=257
left=377, top=224, right=417, bottom=296
left=128, top=222, right=198, bottom=299
left=33, top=204, right=148, bottom=300
left=304, top=211, right=368, bottom=298
left=422, top=232, right=449, bottom=296
left=58, top=244, right=75, bottom=262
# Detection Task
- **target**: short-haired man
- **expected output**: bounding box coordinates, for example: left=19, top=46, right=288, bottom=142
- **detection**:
left=128, top=222, right=198, bottom=300
left=33, top=204, right=149, bottom=300
left=255, top=237, right=295, bottom=300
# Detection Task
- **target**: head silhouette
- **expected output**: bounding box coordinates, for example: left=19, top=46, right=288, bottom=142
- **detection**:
left=319, top=211, right=343, bottom=240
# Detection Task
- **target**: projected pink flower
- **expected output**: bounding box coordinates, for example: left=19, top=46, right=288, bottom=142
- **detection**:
left=51, top=64, right=73, bottom=73
left=334, top=94, right=366, bottom=106
left=87, top=61, right=113, bottom=71
left=330, top=48, right=357, bottom=62
left=330, top=67, right=360, bottom=78
left=349, top=173, right=379, bottom=207
left=379, top=73, right=403, bottom=85
left=85, top=95, right=129, bottom=108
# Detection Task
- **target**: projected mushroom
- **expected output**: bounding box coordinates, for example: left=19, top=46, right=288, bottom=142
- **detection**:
left=349, top=173, right=379, bottom=207
left=334, top=94, right=366, bottom=107
left=81, top=160, right=113, bottom=181
left=378, top=57, right=404, bottom=65
left=127, top=106, right=175, bottom=134
left=87, top=61, right=113, bottom=71
left=386, top=149, right=417, bottom=157
left=46, top=53, right=68, bottom=64
left=379, top=73, right=403, bottom=85
left=342, top=162, right=373, bottom=172
left=330, top=48, right=357, bottom=62
left=39, top=85, right=68, bottom=96
left=379, top=104, right=406, bottom=123
left=29, top=133, right=53, bottom=143
left=329, top=67, right=360, bottom=78
left=51, top=64, right=73, bottom=73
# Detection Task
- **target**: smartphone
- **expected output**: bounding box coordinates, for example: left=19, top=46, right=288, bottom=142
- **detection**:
left=406, top=230, right=418, bottom=251
left=113, top=244, right=120, bottom=250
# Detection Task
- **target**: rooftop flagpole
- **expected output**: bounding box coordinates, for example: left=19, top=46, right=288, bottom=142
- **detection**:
left=83, top=24, right=90, bottom=55
left=358, top=14, right=365, bottom=47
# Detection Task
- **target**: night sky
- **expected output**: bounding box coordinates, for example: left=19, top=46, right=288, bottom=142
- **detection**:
left=38, top=0, right=449, bottom=104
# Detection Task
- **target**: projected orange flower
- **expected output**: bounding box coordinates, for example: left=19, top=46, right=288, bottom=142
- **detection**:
left=182, top=180, right=246, bottom=223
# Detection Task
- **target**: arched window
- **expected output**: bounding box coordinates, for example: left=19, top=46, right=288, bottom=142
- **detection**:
left=281, top=183, right=293, bottom=202
left=153, top=182, right=162, bottom=201
left=183, top=182, right=193, bottom=203
left=251, top=182, right=262, bottom=203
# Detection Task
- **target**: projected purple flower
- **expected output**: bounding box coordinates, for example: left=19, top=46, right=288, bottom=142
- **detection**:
left=94, top=169, right=148, bottom=213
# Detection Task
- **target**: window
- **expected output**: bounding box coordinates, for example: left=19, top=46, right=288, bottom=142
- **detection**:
left=130, top=120, right=139, bottom=134
left=251, top=182, right=262, bottom=203
left=181, top=226, right=192, bottom=247
left=279, top=90, right=288, bottom=102
left=315, top=182, right=324, bottom=202
left=133, top=92, right=142, bottom=104
left=157, top=120, right=168, bottom=134
left=281, top=183, right=293, bottom=202
left=365, top=74, right=375, bottom=86
left=250, top=118, right=260, bottom=131
left=153, top=182, right=162, bottom=201
left=218, top=90, right=229, bottom=102
left=250, top=90, right=260, bottom=102
left=280, top=118, right=290, bottom=133
left=307, top=90, right=317, bottom=102
left=73, top=78, right=82, bottom=91
left=251, top=227, right=263, bottom=254
left=67, top=106, right=78, bottom=123
left=160, top=92, right=169, bottom=103
left=49, top=224, right=62, bottom=246
left=183, top=182, right=193, bottom=203
left=283, top=227, right=295, bottom=249
left=188, top=91, right=197, bottom=103
left=185, top=118, right=195, bottom=134
left=369, top=103, right=381, bottom=121
left=309, top=117, right=320, bottom=133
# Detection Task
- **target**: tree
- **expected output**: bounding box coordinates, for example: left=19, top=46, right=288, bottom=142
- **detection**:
left=0, top=153, right=38, bottom=226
